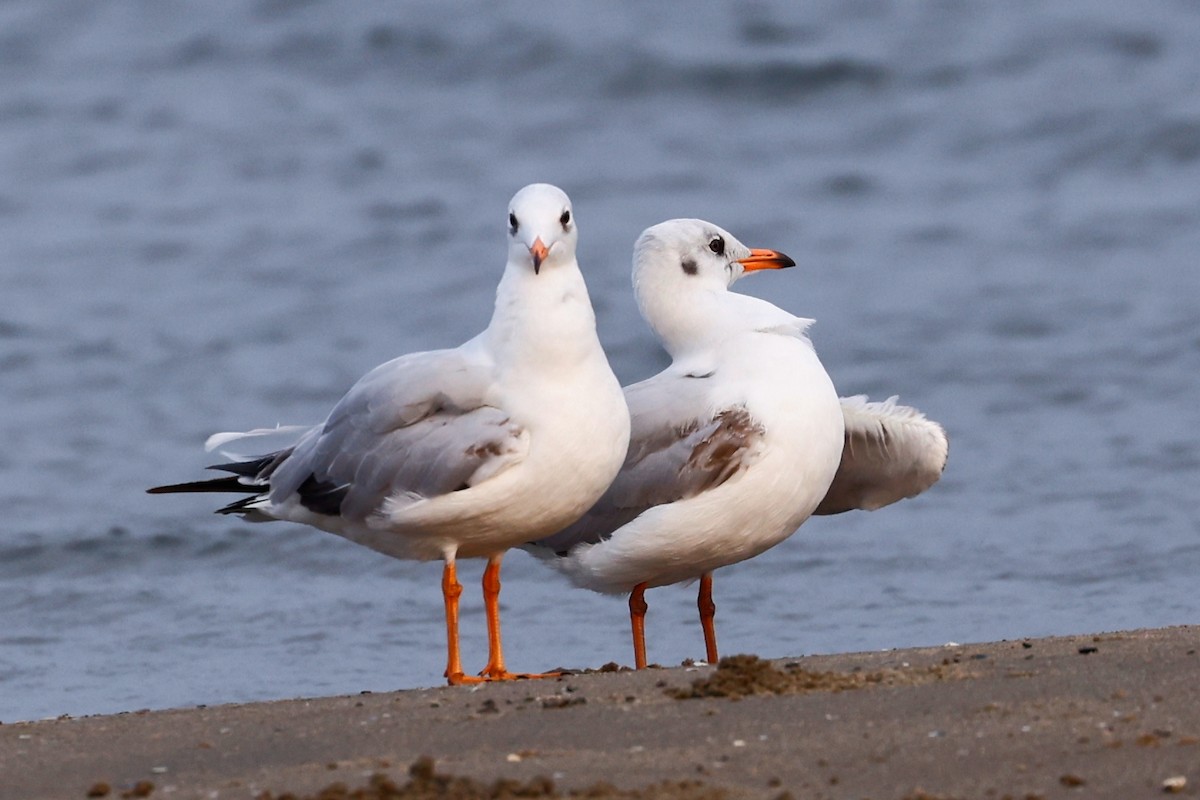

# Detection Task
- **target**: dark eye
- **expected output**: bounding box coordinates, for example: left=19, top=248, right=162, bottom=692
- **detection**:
left=508, top=212, right=519, bottom=234
left=708, top=236, right=725, bottom=256
left=560, top=209, right=571, bottom=228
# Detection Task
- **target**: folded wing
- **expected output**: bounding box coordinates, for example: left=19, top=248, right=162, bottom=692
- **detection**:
left=534, top=372, right=765, bottom=554
left=154, top=344, right=531, bottom=522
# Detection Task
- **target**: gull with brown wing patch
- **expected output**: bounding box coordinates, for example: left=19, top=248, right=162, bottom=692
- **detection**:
left=529, top=219, right=841, bottom=669
left=529, top=218, right=946, bottom=670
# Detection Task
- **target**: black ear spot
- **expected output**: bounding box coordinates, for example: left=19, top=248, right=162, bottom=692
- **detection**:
left=681, top=258, right=698, bottom=276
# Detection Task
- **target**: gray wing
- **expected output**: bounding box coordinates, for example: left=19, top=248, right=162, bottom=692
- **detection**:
left=813, top=395, right=948, bottom=515
left=265, top=343, right=528, bottom=520
left=534, top=371, right=765, bottom=554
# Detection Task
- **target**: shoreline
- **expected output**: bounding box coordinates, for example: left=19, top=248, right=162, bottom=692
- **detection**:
left=1, top=625, right=1196, bottom=799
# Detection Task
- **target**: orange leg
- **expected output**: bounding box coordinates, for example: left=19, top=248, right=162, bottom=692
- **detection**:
left=697, top=572, right=719, bottom=664
left=442, top=559, right=483, bottom=685
left=479, top=554, right=559, bottom=681
left=479, top=555, right=510, bottom=678
left=629, top=582, right=649, bottom=669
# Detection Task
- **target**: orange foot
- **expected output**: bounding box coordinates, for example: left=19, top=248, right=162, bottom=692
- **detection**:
left=483, top=669, right=562, bottom=681
left=446, top=672, right=488, bottom=686
left=445, top=668, right=561, bottom=685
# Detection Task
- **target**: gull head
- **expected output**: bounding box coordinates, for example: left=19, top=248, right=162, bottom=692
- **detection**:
left=506, top=183, right=577, bottom=275
left=633, top=218, right=794, bottom=295
left=632, top=219, right=797, bottom=355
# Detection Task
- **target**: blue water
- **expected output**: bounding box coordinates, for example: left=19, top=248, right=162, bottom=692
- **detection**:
left=2, top=1, right=1199, bottom=723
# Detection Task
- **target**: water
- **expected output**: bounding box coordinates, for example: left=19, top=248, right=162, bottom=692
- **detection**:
left=2, top=0, right=1199, bottom=723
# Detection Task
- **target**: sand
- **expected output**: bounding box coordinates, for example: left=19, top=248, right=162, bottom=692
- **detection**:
left=1, top=626, right=1197, bottom=800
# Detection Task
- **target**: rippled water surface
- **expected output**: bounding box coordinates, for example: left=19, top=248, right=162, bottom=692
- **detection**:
left=3, top=1, right=1199, bottom=722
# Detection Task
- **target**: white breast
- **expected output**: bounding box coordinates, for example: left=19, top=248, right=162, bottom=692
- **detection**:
left=563, top=332, right=843, bottom=593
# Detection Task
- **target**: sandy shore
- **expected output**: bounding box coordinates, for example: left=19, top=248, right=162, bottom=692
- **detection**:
left=2, top=626, right=1197, bottom=799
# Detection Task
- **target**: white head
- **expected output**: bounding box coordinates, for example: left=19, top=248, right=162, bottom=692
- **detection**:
left=506, top=183, right=578, bottom=275
left=632, top=219, right=795, bottom=353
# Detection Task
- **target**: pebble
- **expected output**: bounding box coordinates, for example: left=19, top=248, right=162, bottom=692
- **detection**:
left=1163, top=776, right=1186, bottom=793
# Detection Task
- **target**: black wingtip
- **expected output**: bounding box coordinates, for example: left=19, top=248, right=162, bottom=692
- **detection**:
left=297, top=473, right=349, bottom=516
left=147, top=476, right=262, bottom=495
left=216, top=495, right=264, bottom=515
left=149, top=449, right=294, bottom=496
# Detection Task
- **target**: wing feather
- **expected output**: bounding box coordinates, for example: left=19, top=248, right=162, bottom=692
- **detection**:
left=207, top=343, right=529, bottom=521
left=534, top=371, right=763, bottom=553
left=813, top=395, right=947, bottom=515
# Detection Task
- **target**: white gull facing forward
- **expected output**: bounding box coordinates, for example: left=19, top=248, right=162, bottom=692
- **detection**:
left=528, top=219, right=947, bottom=669
left=150, top=184, right=631, bottom=684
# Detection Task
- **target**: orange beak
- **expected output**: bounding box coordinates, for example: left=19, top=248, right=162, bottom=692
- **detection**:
left=530, top=237, right=549, bottom=274
left=739, top=248, right=796, bottom=272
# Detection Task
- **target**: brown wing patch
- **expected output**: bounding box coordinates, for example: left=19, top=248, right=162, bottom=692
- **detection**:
left=680, top=407, right=765, bottom=497
left=465, top=440, right=506, bottom=458
left=531, top=407, right=765, bottom=553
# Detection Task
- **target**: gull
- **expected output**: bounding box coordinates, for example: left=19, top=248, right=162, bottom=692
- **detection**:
left=528, top=219, right=947, bottom=669
left=149, top=183, right=631, bottom=684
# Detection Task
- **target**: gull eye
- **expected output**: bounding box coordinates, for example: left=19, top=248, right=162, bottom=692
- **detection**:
left=708, top=236, right=725, bottom=256
left=509, top=212, right=519, bottom=234
left=559, top=209, right=571, bottom=228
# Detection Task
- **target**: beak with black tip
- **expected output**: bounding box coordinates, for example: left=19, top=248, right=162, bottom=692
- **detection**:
left=738, top=248, right=796, bottom=272
left=530, top=237, right=549, bottom=274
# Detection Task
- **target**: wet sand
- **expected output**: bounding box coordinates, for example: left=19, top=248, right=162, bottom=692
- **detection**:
left=2, top=626, right=1196, bottom=800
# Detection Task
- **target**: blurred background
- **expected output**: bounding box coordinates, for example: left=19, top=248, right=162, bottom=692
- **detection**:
left=2, top=1, right=1198, bottom=722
